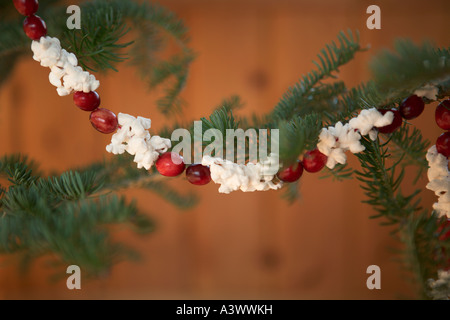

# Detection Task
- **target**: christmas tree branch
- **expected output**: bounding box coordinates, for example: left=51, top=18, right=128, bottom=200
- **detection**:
left=0, top=0, right=194, bottom=115
left=271, top=30, right=364, bottom=122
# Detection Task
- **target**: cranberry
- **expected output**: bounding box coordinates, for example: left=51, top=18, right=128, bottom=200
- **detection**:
left=89, top=108, right=118, bottom=134
left=436, top=132, right=450, bottom=158
left=155, top=152, right=186, bottom=177
left=23, top=15, right=47, bottom=40
left=277, top=160, right=303, bottom=182
left=13, top=0, right=38, bottom=16
left=74, top=91, right=101, bottom=111
left=186, top=164, right=211, bottom=185
left=435, top=99, right=450, bottom=130
left=399, top=95, right=424, bottom=120
left=302, top=149, right=327, bottom=173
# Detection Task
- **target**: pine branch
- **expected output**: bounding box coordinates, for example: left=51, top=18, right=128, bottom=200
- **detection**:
left=0, top=155, right=154, bottom=276
left=281, top=180, right=301, bottom=204
left=78, top=153, right=199, bottom=210
left=354, top=136, right=419, bottom=225
left=271, top=30, right=364, bottom=121
left=353, top=136, right=449, bottom=298
left=370, top=40, right=450, bottom=103
left=319, top=164, right=353, bottom=181
left=0, top=0, right=194, bottom=115
left=400, top=212, right=448, bottom=299
left=278, top=113, right=322, bottom=165
left=388, top=124, right=430, bottom=182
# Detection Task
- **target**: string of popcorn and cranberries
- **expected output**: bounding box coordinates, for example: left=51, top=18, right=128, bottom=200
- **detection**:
left=13, top=0, right=450, bottom=218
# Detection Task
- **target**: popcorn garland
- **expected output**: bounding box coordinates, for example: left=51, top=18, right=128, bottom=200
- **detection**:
left=31, top=36, right=100, bottom=96
left=15, top=1, right=450, bottom=209
left=13, top=0, right=450, bottom=300
left=106, top=113, right=171, bottom=170
left=317, top=108, right=394, bottom=169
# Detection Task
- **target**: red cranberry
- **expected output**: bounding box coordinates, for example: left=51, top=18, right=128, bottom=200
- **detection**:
left=399, top=95, right=424, bottom=120
left=13, top=0, right=38, bottom=16
left=277, top=160, right=303, bottom=182
left=376, top=108, right=403, bottom=134
left=73, top=91, right=101, bottom=111
left=23, top=15, right=47, bottom=40
left=436, top=132, right=450, bottom=158
left=155, top=152, right=186, bottom=177
left=186, top=164, right=211, bottom=185
left=302, top=149, right=327, bottom=173
left=435, top=99, right=450, bottom=130
left=89, top=108, right=118, bottom=134
left=438, top=219, right=450, bottom=242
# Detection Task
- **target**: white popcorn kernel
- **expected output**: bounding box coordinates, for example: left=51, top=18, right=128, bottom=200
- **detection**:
left=106, top=113, right=169, bottom=171
left=414, top=84, right=439, bottom=101
left=30, top=36, right=100, bottom=96
left=150, top=136, right=171, bottom=153
left=202, top=154, right=282, bottom=194
left=425, top=145, right=450, bottom=218
left=318, top=107, right=395, bottom=169
left=56, top=87, right=71, bottom=96
left=49, top=71, right=62, bottom=87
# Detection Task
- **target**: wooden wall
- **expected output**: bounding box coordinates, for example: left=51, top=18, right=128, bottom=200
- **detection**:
left=0, top=0, right=449, bottom=299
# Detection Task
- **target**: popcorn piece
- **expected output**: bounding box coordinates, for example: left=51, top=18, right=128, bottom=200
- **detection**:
left=427, top=270, right=450, bottom=300
left=106, top=113, right=171, bottom=171
left=31, top=36, right=100, bottom=96
left=202, top=154, right=283, bottom=194
left=349, top=108, right=393, bottom=135
left=317, top=108, right=394, bottom=169
left=426, top=145, right=450, bottom=218
left=414, top=84, right=439, bottom=101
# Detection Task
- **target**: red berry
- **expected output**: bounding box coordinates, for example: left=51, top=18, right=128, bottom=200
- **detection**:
left=438, top=219, right=450, bottom=242
left=435, top=99, right=450, bottom=130
left=302, top=149, right=327, bottom=173
left=23, top=15, right=47, bottom=40
left=13, top=0, right=38, bottom=16
left=399, top=95, right=424, bottom=120
left=73, top=91, right=101, bottom=111
left=376, top=108, right=403, bottom=134
left=89, top=108, right=118, bottom=134
left=186, top=164, right=211, bottom=185
left=436, top=132, right=450, bottom=158
left=277, top=160, right=303, bottom=182
left=155, top=152, right=186, bottom=177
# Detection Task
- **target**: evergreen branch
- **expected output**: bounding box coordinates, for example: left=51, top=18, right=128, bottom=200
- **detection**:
left=0, top=0, right=194, bottom=114
left=200, top=106, right=239, bottom=141
left=278, top=113, right=322, bottom=165
left=400, top=212, right=448, bottom=299
left=271, top=30, right=364, bottom=121
left=319, top=164, right=353, bottom=181
left=77, top=154, right=199, bottom=210
left=370, top=40, right=450, bottom=103
left=388, top=124, right=430, bottom=182
left=215, top=95, right=245, bottom=111
left=0, top=157, right=154, bottom=276
left=352, top=136, right=448, bottom=298
left=281, top=180, right=301, bottom=204
left=354, top=136, right=418, bottom=225
left=0, top=154, right=41, bottom=186
left=36, top=170, right=103, bottom=201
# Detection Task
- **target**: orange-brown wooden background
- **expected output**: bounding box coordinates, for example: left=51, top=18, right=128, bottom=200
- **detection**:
left=0, top=0, right=449, bottom=299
